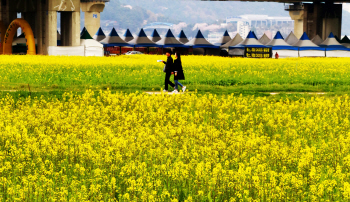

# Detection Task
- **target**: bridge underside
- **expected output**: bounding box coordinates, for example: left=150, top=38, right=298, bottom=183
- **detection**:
left=289, top=3, right=342, bottom=39
left=0, top=0, right=106, bottom=55
left=207, top=0, right=346, bottom=39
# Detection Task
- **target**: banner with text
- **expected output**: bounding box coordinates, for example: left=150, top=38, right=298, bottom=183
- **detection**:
left=244, top=47, right=272, bottom=58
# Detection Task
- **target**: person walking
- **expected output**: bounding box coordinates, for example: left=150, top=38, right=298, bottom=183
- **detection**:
left=162, top=50, right=175, bottom=92
left=172, top=52, right=186, bottom=93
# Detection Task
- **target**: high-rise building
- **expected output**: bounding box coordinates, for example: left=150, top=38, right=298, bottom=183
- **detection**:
left=237, top=21, right=250, bottom=39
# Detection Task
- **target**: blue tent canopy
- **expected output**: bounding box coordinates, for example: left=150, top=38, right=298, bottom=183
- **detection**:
left=299, top=32, right=310, bottom=40
left=293, top=32, right=325, bottom=51
left=271, top=46, right=298, bottom=51
left=109, top=28, right=119, bottom=37
left=319, top=32, right=350, bottom=51
left=102, top=28, right=134, bottom=47
left=156, top=29, right=188, bottom=48
left=178, top=30, right=188, bottom=39
left=128, top=28, right=160, bottom=47
left=230, top=31, right=267, bottom=49
left=151, top=29, right=160, bottom=38
left=214, top=30, right=231, bottom=46
left=124, top=29, right=133, bottom=37
left=223, top=30, right=230, bottom=37
left=274, top=31, right=284, bottom=40
left=266, top=31, right=298, bottom=50
left=95, top=27, right=105, bottom=36
left=186, top=30, right=219, bottom=48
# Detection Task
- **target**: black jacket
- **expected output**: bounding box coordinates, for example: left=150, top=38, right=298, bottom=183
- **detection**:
left=173, top=58, right=185, bottom=80
left=163, top=56, right=173, bottom=73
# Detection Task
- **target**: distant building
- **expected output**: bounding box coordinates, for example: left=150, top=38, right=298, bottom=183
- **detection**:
left=226, top=15, right=293, bottom=27
left=227, top=15, right=294, bottom=38
left=207, top=32, right=223, bottom=44
left=237, top=21, right=250, bottom=39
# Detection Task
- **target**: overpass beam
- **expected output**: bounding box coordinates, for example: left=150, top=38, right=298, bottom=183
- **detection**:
left=81, top=2, right=105, bottom=36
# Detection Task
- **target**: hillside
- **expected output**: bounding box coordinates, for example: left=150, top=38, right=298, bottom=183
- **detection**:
left=117, top=0, right=288, bottom=24
left=99, top=0, right=350, bottom=37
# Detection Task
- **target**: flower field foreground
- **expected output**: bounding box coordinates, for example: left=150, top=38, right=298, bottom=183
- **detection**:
left=1, top=90, right=350, bottom=201
left=2, top=55, right=350, bottom=93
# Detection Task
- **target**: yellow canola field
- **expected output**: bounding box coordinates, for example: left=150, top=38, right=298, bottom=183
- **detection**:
left=1, top=55, right=350, bottom=89
left=1, top=90, right=350, bottom=201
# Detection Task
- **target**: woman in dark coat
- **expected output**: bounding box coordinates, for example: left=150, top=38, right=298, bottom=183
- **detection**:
left=172, top=52, right=186, bottom=93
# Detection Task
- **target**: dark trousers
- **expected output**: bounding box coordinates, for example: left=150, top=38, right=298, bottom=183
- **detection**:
left=165, top=72, right=175, bottom=90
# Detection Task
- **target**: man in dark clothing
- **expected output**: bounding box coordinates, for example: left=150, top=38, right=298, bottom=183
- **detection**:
left=162, top=50, right=175, bottom=92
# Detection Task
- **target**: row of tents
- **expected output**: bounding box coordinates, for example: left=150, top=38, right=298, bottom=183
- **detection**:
left=90, top=26, right=350, bottom=58
left=11, top=24, right=350, bottom=57
left=93, top=27, right=216, bottom=49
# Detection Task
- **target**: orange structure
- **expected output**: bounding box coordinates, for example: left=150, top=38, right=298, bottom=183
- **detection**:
left=3, top=19, right=36, bottom=55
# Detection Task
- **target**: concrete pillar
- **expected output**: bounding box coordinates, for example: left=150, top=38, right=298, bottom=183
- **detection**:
left=298, top=3, right=342, bottom=40
left=43, top=11, right=57, bottom=55
left=61, top=11, right=80, bottom=46
left=289, top=10, right=304, bottom=39
left=36, top=0, right=43, bottom=54
left=304, top=3, right=323, bottom=40
left=71, top=11, right=80, bottom=46
left=323, top=18, right=341, bottom=39
left=81, top=2, right=105, bottom=37
left=84, top=11, right=100, bottom=36
left=322, top=4, right=342, bottom=39
left=0, top=0, right=17, bottom=30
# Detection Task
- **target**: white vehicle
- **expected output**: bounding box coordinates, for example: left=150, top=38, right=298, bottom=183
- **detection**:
left=124, top=51, right=144, bottom=55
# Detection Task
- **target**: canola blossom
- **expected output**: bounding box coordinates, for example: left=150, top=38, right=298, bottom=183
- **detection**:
left=1, top=55, right=350, bottom=91
left=1, top=90, right=350, bottom=201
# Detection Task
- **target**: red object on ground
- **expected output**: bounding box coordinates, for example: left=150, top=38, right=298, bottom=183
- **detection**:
left=275, top=52, right=279, bottom=59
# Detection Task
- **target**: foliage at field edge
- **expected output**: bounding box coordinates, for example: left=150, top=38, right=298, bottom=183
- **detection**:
left=1, top=90, right=350, bottom=201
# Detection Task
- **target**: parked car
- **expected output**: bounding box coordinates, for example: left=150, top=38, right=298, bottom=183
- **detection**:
left=124, top=51, right=144, bottom=55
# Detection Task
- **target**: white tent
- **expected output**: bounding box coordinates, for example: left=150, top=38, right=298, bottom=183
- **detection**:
left=285, top=32, right=298, bottom=45
left=311, top=35, right=323, bottom=45
left=293, top=32, right=325, bottom=57
left=221, top=34, right=243, bottom=49
left=320, top=32, right=350, bottom=57
left=80, top=39, right=104, bottom=57
left=48, top=46, right=85, bottom=56
left=229, top=31, right=266, bottom=56
left=12, top=33, right=37, bottom=45
left=258, top=33, right=271, bottom=45
left=214, top=30, right=231, bottom=46
left=266, top=31, right=298, bottom=58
